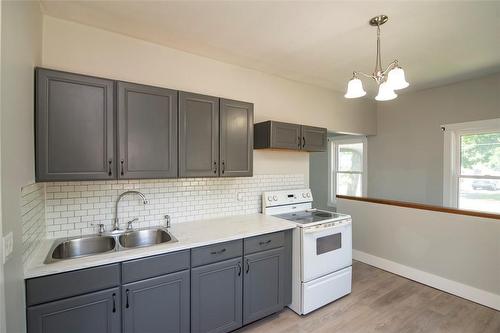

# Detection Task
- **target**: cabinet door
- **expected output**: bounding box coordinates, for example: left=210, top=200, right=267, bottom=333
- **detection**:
left=117, top=81, right=178, bottom=179
left=35, top=68, right=115, bottom=181
left=122, top=270, right=190, bottom=333
left=179, top=92, right=219, bottom=177
left=191, top=257, right=243, bottom=333
left=271, top=121, right=301, bottom=150
left=219, top=99, right=253, bottom=177
left=243, top=247, right=285, bottom=325
left=27, top=287, right=120, bottom=333
left=301, top=125, right=327, bottom=152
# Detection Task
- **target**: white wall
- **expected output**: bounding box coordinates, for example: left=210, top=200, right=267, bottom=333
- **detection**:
left=368, top=73, right=500, bottom=205
left=337, top=198, right=500, bottom=310
left=41, top=15, right=377, bottom=185
left=1, top=1, right=42, bottom=332
left=0, top=2, right=4, bottom=332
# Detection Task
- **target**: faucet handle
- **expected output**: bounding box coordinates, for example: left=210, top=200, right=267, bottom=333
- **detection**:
left=91, top=223, right=106, bottom=234
left=126, top=218, right=139, bottom=230
left=164, top=215, right=171, bottom=228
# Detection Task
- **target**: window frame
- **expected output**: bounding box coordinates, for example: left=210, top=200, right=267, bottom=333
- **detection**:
left=328, top=136, right=368, bottom=207
left=443, top=118, right=500, bottom=209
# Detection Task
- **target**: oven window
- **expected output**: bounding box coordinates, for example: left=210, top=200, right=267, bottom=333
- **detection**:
left=316, top=233, right=341, bottom=255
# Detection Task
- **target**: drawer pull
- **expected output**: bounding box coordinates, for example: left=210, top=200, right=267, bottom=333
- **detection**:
left=210, top=248, right=226, bottom=255
left=112, top=293, right=116, bottom=313
left=125, top=289, right=130, bottom=308
left=259, top=240, right=272, bottom=246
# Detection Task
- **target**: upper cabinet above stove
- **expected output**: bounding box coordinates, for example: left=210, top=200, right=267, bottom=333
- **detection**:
left=254, top=121, right=327, bottom=152
left=35, top=68, right=253, bottom=181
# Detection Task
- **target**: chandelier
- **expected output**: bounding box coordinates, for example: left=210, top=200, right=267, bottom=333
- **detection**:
left=345, top=15, right=409, bottom=101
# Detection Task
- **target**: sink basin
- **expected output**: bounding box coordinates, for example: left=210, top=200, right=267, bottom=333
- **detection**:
left=47, top=236, right=116, bottom=263
left=119, top=228, right=176, bottom=248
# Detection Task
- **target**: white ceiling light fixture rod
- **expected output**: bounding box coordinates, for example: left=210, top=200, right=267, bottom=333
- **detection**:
left=345, top=15, right=409, bottom=101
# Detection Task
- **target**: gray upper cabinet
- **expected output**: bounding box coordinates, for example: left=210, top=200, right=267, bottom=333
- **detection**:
left=117, top=82, right=178, bottom=179
left=254, top=121, right=300, bottom=150
left=179, top=92, right=219, bottom=177
left=35, top=68, right=115, bottom=181
left=243, top=247, right=285, bottom=325
left=220, top=99, right=254, bottom=177
left=36, top=68, right=254, bottom=180
left=27, top=287, right=121, bottom=333
left=191, top=257, right=243, bottom=333
left=254, top=120, right=327, bottom=152
left=301, top=125, right=327, bottom=152
left=122, top=270, right=190, bottom=333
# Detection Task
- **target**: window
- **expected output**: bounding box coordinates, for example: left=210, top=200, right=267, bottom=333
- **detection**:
left=443, top=118, right=500, bottom=214
left=328, top=136, right=367, bottom=206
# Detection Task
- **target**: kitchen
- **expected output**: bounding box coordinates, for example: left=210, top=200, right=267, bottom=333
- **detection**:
left=1, top=1, right=500, bottom=333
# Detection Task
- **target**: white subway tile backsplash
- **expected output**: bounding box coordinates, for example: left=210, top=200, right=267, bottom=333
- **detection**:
left=21, top=183, right=46, bottom=266
left=44, top=174, right=305, bottom=238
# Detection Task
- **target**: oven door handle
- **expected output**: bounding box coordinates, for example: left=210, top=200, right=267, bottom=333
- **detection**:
left=303, top=222, right=350, bottom=234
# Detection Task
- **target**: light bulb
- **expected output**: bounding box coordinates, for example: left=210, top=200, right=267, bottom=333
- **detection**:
left=386, top=66, right=409, bottom=90
left=375, top=82, right=397, bottom=101
left=344, top=78, right=366, bottom=99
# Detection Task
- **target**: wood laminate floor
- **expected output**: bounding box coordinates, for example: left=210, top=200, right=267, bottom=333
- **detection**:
left=237, top=261, right=500, bottom=333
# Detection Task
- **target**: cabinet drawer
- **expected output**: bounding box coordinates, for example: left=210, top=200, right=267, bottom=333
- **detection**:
left=122, top=250, right=190, bottom=284
left=244, top=231, right=285, bottom=254
left=26, top=264, right=120, bottom=306
left=191, top=239, right=242, bottom=267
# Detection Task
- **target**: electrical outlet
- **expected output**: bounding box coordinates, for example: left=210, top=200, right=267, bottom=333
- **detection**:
left=237, top=192, right=244, bottom=201
left=3, top=232, right=13, bottom=264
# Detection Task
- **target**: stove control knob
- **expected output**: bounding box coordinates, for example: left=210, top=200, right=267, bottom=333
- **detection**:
left=306, top=192, right=311, bottom=198
left=302, top=193, right=307, bottom=198
left=267, top=196, right=272, bottom=202
left=273, top=195, right=278, bottom=201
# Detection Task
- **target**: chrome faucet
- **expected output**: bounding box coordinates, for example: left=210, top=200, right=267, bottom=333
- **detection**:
left=113, top=191, right=149, bottom=231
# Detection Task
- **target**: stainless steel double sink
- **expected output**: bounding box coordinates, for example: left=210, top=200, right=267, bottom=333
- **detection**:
left=45, top=227, right=177, bottom=264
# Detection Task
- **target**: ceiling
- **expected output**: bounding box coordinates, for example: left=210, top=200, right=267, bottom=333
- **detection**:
left=40, top=1, right=500, bottom=94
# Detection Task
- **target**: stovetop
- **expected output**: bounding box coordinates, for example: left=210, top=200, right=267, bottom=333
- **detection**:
left=274, top=209, right=349, bottom=225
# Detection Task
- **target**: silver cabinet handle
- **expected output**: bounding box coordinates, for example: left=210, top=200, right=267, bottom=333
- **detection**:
left=210, top=248, right=226, bottom=255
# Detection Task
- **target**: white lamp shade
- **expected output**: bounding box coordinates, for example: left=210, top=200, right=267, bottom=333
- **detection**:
left=375, top=82, right=397, bottom=101
left=386, top=67, right=409, bottom=90
left=344, top=78, right=366, bottom=98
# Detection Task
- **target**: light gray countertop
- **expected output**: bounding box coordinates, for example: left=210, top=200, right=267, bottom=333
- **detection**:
left=25, top=213, right=296, bottom=279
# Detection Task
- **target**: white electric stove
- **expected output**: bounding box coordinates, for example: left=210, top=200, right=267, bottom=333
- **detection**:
left=263, top=188, right=352, bottom=315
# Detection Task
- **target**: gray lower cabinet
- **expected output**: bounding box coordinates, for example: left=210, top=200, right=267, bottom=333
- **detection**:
left=301, top=125, right=327, bottom=152
left=35, top=68, right=115, bottom=181
left=219, top=99, right=253, bottom=177
left=122, top=270, right=190, bottom=333
left=191, top=257, right=243, bottom=333
left=27, top=287, right=121, bottom=333
left=179, top=92, right=219, bottom=177
left=117, top=81, right=178, bottom=179
left=243, top=247, right=285, bottom=325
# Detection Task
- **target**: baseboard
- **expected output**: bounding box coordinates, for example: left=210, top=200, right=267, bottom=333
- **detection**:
left=353, top=250, right=500, bottom=311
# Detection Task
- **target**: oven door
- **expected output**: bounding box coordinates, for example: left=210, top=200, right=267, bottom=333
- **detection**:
left=301, top=220, right=352, bottom=282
